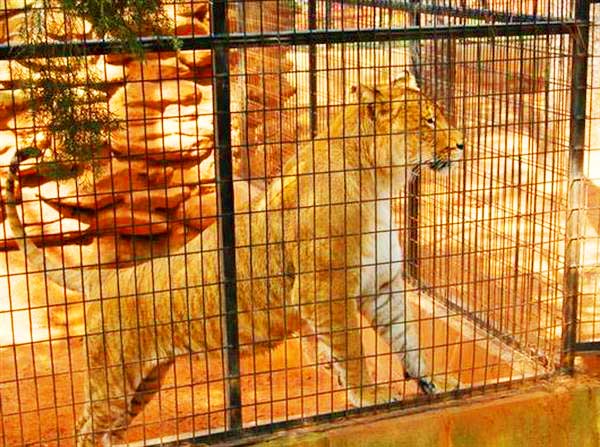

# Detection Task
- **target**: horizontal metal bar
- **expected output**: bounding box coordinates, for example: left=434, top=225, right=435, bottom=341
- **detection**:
left=574, top=342, right=600, bottom=355
left=0, top=21, right=577, bottom=60
left=336, top=0, right=567, bottom=24
left=158, top=372, right=555, bottom=446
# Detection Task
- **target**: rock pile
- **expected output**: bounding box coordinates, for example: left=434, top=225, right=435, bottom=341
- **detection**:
left=0, top=0, right=296, bottom=343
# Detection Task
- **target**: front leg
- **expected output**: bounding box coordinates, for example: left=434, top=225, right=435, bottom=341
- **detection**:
left=360, top=275, right=437, bottom=394
left=302, top=271, right=396, bottom=407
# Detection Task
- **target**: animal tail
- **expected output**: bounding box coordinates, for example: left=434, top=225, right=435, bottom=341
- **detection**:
left=5, top=148, right=85, bottom=293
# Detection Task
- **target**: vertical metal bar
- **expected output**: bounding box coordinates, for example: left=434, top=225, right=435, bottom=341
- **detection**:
left=309, top=0, right=318, bottom=137
left=406, top=168, right=420, bottom=279
left=408, top=0, right=422, bottom=84
left=211, top=0, right=243, bottom=430
left=446, top=38, right=456, bottom=116
left=562, top=0, right=591, bottom=372
left=325, top=0, right=332, bottom=30
left=406, top=0, right=421, bottom=279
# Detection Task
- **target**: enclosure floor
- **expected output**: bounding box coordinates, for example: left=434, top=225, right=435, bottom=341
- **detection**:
left=0, top=333, right=423, bottom=447
left=1, top=290, right=546, bottom=446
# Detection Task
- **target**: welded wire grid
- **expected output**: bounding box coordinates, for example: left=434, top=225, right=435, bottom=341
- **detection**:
left=0, top=0, right=593, bottom=446
left=577, top=4, right=600, bottom=347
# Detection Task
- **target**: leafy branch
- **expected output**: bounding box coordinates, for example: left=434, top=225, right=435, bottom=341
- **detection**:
left=16, top=0, right=179, bottom=179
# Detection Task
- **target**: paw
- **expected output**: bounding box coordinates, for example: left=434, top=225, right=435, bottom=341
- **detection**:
left=418, top=378, right=437, bottom=395
left=426, top=375, right=461, bottom=394
left=75, top=432, right=96, bottom=447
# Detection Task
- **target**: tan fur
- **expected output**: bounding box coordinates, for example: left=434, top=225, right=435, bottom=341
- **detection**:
left=5, top=73, right=463, bottom=446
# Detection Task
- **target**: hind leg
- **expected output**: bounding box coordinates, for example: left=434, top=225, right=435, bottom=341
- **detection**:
left=76, top=362, right=133, bottom=446
left=76, top=331, right=172, bottom=446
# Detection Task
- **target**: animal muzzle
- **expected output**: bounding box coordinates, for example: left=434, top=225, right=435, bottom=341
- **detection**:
left=427, top=143, right=464, bottom=171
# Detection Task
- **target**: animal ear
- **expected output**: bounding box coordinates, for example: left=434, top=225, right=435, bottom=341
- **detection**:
left=392, top=69, right=420, bottom=91
left=350, top=83, right=380, bottom=120
left=350, top=83, right=380, bottom=103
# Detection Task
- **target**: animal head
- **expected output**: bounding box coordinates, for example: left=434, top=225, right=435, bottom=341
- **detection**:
left=351, top=71, right=464, bottom=173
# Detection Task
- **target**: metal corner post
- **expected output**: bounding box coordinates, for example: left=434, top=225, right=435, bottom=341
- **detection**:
left=211, top=0, right=243, bottom=431
left=562, top=0, right=591, bottom=371
left=406, top=0, right=422, bottom=280
left=308, top=0, right=318, bottom=137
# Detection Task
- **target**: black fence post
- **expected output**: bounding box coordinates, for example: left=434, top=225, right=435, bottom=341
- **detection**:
left=211, top=0, right=243, bottom=431
left=309, top=0, right=318, bottom=137
left=406, top=0, right=421, bottom=280
left=563, top=0, right=591, bottom=371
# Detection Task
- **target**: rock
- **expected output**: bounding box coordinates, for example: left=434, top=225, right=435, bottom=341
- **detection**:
left=124, top=54, right=195, bottom=82
left=104, top=53, right=138, bottom=66
left=0, top=88, right=29, bottom=112
left=137, top=164, right=175, bottom=187
left=245, top=48, right=294, bottom=73
left=246, top=74, right=296, bottom=107
left=123, top=186, right=191, bottom=211
left=0, top=230, right=86, bottom=250
left=95, top=58, right=126, bottom=83
left=4, top=198, right=90, bottom=240
left=86, top=159, right=174, bottom=194
left=162, top=101, right=210, bottom=119
left=169, top=155, right=215, bottom=186
left=174, top=180, right=262, bottom=231
left=109, top=84, right=213, bottom=160
left=0, top=13, right=26, bottom=44
left=28, top=218, right=90, bottom=240
left=43, top=9, right=94, bottom=40
left=173, top=17, right=210, bottom=37
left=109, top=80, right=205, bottom=117
left=162, top=0, right=210, bottom=36
left=110, top=111, right=214, bottom=161
left=0, top=130, right=16, bottom=154
left=0, top=0, right=41, bottom=14
left=95, top=207, right=170, bottom=236
left=5, top=111, right=34, bottom=130
left=37, top=178, right=123, bottom=210
left=163, top=0, right=209, bottom=21
left=18, top=190, right=61, bottom=224
left=0, top=60, right=33, bottom=83
left=192, top=1, right=209, bottom=21
left=175, top=189, right=217, bottom=230
left=178, top=49, right=212, bottom=69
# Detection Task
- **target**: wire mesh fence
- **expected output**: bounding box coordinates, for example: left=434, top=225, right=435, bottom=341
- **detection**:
left=0, top=0, right=596, bottom=445
left=578, top=4, right=600, bottom=349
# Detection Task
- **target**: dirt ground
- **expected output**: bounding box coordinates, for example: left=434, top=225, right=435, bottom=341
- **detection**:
left=0, top=332, right=422, bottom=446
left=1, top=286, right=549, bottom=447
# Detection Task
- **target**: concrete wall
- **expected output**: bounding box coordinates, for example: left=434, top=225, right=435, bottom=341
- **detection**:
left=255, top=379, right=600, bottom=447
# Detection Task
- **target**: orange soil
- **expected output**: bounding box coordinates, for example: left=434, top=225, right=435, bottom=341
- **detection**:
left=0, top=332, right=420, bottom=446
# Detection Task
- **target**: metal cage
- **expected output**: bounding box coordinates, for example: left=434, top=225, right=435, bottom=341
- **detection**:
left=0, top=0, right=598, bottom=445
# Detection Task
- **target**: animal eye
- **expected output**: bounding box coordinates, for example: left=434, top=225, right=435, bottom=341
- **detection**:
left=425, top=117, right=435, bottom=125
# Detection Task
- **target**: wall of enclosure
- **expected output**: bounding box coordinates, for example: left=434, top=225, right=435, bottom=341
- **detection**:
left=0, top=0, right=597, bottom=446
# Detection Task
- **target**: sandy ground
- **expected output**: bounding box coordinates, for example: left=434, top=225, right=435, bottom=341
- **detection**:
left=0, top=332, right=422, bottom=446
left=1, top=287, right=547, bottom=446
